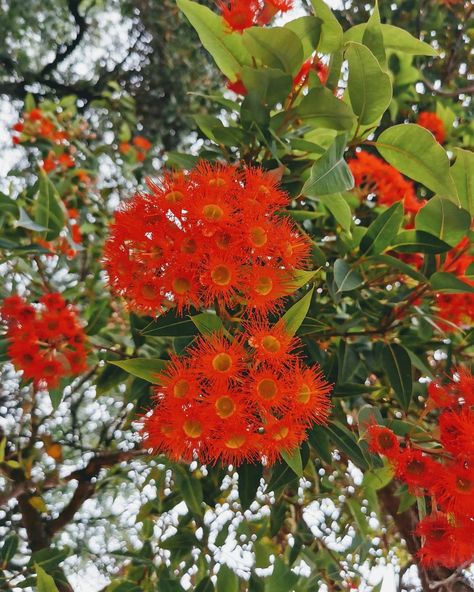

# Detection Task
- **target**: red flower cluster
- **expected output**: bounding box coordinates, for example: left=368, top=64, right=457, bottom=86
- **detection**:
left=104, top=162, right=311, bottom=316
left=0, top=293, right=88, bottom=389
left=12, top=108, right=68, bottom=145
left=228, top=54, right=328, bottom=96
left=218, top=0, right=293, bottom=32
left=366, top=369, right=474, bottom=568
left=119, top=135, right=153, bottom=162
left=435, top=237, right=474, bottom=332
left=417, top=112, right=446, bottom=144
left=142, top=323, right=332, bottom=465
left=348, top=151, right=423, bottom=215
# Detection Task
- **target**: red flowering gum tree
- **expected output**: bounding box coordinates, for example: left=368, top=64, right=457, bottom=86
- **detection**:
left=0, top=1, right=473, bottom=591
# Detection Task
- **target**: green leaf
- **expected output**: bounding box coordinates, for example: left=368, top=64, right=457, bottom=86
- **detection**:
left=366, top=254, right=426, bottom=282
left=430, top=272, right=474, bottom=294
left=108, top=358, right=168, bottom=384
left=280, top=448, right=304, bottom=477
left=362, top=2, right=386, bottom=68
left=450, top=148, right=474, bottom=214
left=281, top=286, right=314, bottom=336
left=141, top=310, right=198, bottom=337
left=333, top=259, right=364, bottom=293
left=172, top=465, right=204, bottom=516
left=242, top=27, right=304, bottom=76
left=346, top=497, right=369, bottom=536
left=216, top=566, right=238, bottom=592
left=190, top=312, right=223, bottom=335
left=381, top=343, right=413, bottom=411
left=357, top=404, right=383, bottom=436
left=346, top=42, right=392, bottom=125
left=284, top=16, right=322, bottom=59
left=0, top=437, right=5, bottom=462
left=392, top=230, right=452, bottom=254
left=35, top=171, right=66, bottom=241
left=0, top=535, right=18, bottom=565
left=359, top=202, right=404, bottom=255
left=375, top=124, right=458, bottom=198
left=241, top=67, right=292, bottom=106
left=177, top=0, right=250, bottom=79
left=238, top=462, right=263, bottom=510
left=362, top=465, right=394, bottom=491
left=265, top=558, right=299, bottom=592
left=415, top=197, right=470, bottom=247
left=310, top=0, right=343, bottom=53
left=344, top=23, right=438, bottom=56
left=195, top=577, right=215, bottom=592
left=35, top=565, right=59, bottom=592
left=319, top=193, right=352, bottom=234
left=302, top=134, right=354, bottom=196
left=296, top=87, right=356, bottom=131
left=324, top=421, right=370, bottom=470
left=289, top=269, right=318, bottom=290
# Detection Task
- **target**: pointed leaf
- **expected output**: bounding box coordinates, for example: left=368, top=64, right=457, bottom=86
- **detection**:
left=281, top=286, right=314, bottom=336
left=415, top=197, right=470, bottom=247
left=238, top=462, right=263, bottom=510
left=359, top=202, right=404, bottom=255
left=280, top=448, right=304, bottom=477
left=334, top=259, right=364, bottom=292
left=108, top=358, right=168, bottom=384
left=302, top=134, right=354, bottom=196
left=297, top=87, right=356, bottom=131
left=381, top=343, right=413, bottom=411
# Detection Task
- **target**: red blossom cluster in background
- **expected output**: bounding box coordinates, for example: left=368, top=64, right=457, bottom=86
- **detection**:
left=366, top=370, right=474, bottom=568
left=119, top=135, right=153, bottom=162
left=218, top=0, right=294, bottom=32
left=435, top=237, right=474, bottom=331
left=143, top=323, right=331, bottom=465
left=104, top=162, right=311, bottom=316
left=417, top=112, right=446, bottom=144
left=0, top=293, right=88, bottom=388
left=348, top=151, right=424, bottom=215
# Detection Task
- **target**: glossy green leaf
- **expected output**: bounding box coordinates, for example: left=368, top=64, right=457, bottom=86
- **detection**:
left=359, top=202, right=404, bottom=255
left=357, top=404, right=383, bottom=436
left=319, top=193, right=353, bottom=233
left=310, top=0, right=343, bottom=53
left=242, top=27, right=304, bottom=76
left=362, top=465, right=393, bottom=491
left=296, top=87, right=356, bottom=131
left=173, top=465, right=204, bottom=516
left=108, top=358, right=168, bottom=384
left=35, top=565, right=59, bottom=592
left=450, top=148, right=474, bottom=214
left=392, top=230, right=452, bottom=254
left=281, top=286, right=314, bottom=336
left=177, top=0, right=250, bottom=79
left=195, top=577, right=214, bottom=592
left=324, top=421, right=371, bottom=470
left=241, top=67, right=292, bottom=106
left=381, top=343, right=412, bottom=411
left=346, top=42, right=392, bottom=125
left=0, top=535, right=18, bottom=565
left=285, top=16, right=322, bottom=59
left=344, top=23, right=438, bottom=56
left=430, top=272, right=474, bottom=294
left=280, top=447, right=304, bottom=477
left=141, top=310, right=198, bottom=337
left=216, top=565, right=238, bottom=592
left=35, top=171, right=66, bottom=241
left=362, top=3, right=386, bottom=68
left=238, top=462, right=263, bottom=510
left=302, top=134, right=354, bottom=196
left=334, top=259, right=364, bottom=292
left=190, top=312, right=224, bottom=335
left=365, top=254, right=426, bottom=282
left=375, top=124, right=458, bottom=198
left=415, top=197, right=470, bottom=247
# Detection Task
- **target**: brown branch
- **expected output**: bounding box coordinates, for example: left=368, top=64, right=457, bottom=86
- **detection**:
left=39, top=0, right=88, bottom=79
left=422, top=78, right=474, bottom=97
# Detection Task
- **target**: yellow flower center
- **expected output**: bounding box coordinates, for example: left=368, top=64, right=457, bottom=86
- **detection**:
left=165, top=190, right=184, bottom=203
left=261, top=335, right=281, bottom=353
left=257, top=378, right=278, bottom=400
left=211, top=264, right=232, bottom=286
left=297, top=383, right=311, bottom=404
left=215, top=396, right=235, bottom=418
left=172, top=277, right=191, bottom=294
left=255, top=276, right=273, bottom=296
left=141, top=284, right=157, bottom=300
left=209, top=177, right=226, bottom=187
left=173, top=379, right=190, bottom=399
left=202, top=204, right=224, bottom=222
left=272, top=426, right=289, bottom=441
left=212, top=352, right=232, bottom=373
left=183, top=419, right=202, bottom=438
left=225, top=434, right=246, bottom=449
left=250, top=226, right=267, bottom=247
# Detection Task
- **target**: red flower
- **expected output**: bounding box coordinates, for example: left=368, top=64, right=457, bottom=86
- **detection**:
left=133, top=135, right=152, bottom=151
left=245, top=318, right=298, bottom=365
left=439, top=407, right=474, bottom=458
left=366, top=425, right=400, bottom=459
left=417, top=513, right=474, bottom=568
left=348, top=151, right=423, bottom=214
left=417, top=112, right=446, bottom=144
left=119, top=141, right=131, bottom=155
left=433, top=462, right=474, bottom=518
left=1, top=293, right=88, bottom=389
left=42, top=158, right=56, bottom=173
left=218, top=0, right=259, bottom=31
left=57, top=153, right=75, bottom=168
left=191, top=332, right=247, bottom=386
left=394, top=448, right=438, bottom=492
